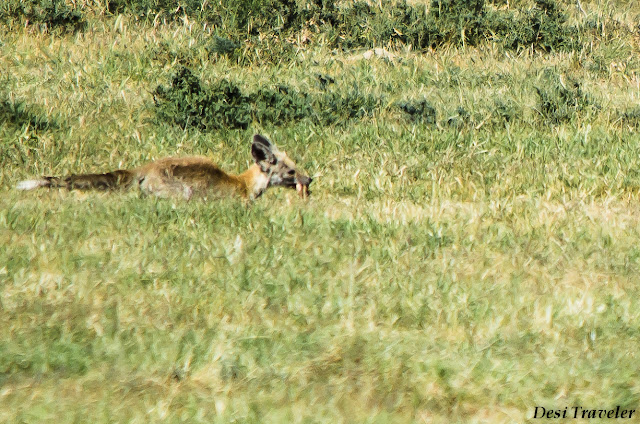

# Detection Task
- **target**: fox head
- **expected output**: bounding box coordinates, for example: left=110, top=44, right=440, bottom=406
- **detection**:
left=251, top=134, right=312, bottom=196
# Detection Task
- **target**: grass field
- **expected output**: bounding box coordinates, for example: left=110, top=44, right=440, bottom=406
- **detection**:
left=2, top=0, right=640, bottom=422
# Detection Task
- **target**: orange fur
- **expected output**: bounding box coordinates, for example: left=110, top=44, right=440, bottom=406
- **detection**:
left=16, top=135, right=312, bottom=201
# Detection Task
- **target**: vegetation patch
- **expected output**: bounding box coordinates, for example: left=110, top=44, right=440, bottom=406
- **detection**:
left=0, top=99, right=60, bottom=132
left=206, top=36, right=241, bottom=59
left=0, top=0, right=85, bottom=33
left=396, top=99, right=437, bottom=124
left=492, top=99, right=520, bottom=125
left=153, top=68, right=252, bottom=130
left=106, top=0, right=583, bottom=55
left=535, top=72, right=599, bottom=124
left=445, top=106, right=473, bottom=128
left=498, top=0, right=579, bottom=52
left=0, top=97, right=62, bottom=165
left=153, top=67, right=383, bottom=130
left=298, top=0, right=579, bottom=51
left=618, top=107, right=640, bottom=130
left=0, top=0, right=604, bottom=53
left=154, top=66, right=607, bottom=131
left=426, top=0, right=490, bottom=47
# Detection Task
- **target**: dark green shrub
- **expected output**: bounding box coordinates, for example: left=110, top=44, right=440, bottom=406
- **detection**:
left=445, top=106, right=472, bottom=128
left=104, top=0, right=200, bottom=18
left=428, top=0, right=488, bottom=47
left=153, top=67, right=252, bottom=130
left=126, top=0, right=583, bottom=59
left=253, top=85, right=314, bottom=124
left=396, top=99, right=437, bottom=124
left=535, top=72, right=598, bottom=124
left=315, top=74, right=335, bottom=89
left=320, top=0, right=435, bottom=49
left=500, top=0, right=579, bottom=52
left=154, top=68, right=314, bottom=130
left=0, top=0, right=85, bottom=33
left=105, top=0, right=301, bottom=32
left=618, top=107, right=640, bottom=130
left=151, top=41, right=205, bottom=67
left=153, top=67, right=385, bottom=130
left=315, top=88, right=383, bottom=125
left=323, top=0, right=580, bottom=51
left=493, top=99, right=519, bottom=124
left=0, top=98, right=62, bottom=166
left=0, top=99, right=60, bottom=132
left=207, top=37, right=241, bottom=57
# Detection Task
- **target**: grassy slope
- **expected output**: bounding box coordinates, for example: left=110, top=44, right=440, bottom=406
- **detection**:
left=2, top=2, right=640, bottom=423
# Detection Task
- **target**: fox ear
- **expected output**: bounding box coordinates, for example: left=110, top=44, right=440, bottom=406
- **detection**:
left=251, top=134, right=276, bottom=166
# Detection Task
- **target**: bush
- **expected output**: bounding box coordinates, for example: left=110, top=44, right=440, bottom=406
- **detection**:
left=315, top=88, right=382, bottom=125
left=493, top=99, right=519, bottom=124
left=0, top=98, right=62, bottom=166
left=106, top=0, right=581, bottom=54
left=618, top=107, right=640, bottom=130
left=253, top=85, right=314, bottom=125
left=500, top=0, right=579, bottom=52
left=154, top=67, right=393, bottom=130
left=153, top=67, right=252, bottom=131
left=207, top=37, right=241, bottom=58
left=0, top=99, right=60, bottom=132
left=0, top=0, right=85, bottom=33
left=428, top=0, right=488, bottom=47
left=535, top=72, right=598, bottom=124
left=153, top=68, right=316, bottom=130
left=396, top=99, right=437, bottom=124
left=445, top=106, right=473, bottom=128
left=106, top=0, right=301, bottom=33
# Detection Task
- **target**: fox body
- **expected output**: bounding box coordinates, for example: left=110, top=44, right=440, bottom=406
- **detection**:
left=17, top=135, right=312, bottom=200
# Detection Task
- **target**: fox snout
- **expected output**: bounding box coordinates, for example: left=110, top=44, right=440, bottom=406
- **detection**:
left=295, top=173, right=312, bottom=198
left=297, top=174, right=312, bottom=186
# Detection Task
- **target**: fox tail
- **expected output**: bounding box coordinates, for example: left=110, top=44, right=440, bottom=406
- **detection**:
left=16, top=170, right=136, bottom=191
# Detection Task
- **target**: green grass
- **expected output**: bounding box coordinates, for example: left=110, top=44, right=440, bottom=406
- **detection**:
left=3, top=1, right=640, bottom=422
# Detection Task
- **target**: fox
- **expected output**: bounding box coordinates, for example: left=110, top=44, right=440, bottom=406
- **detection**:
left=16, top=134, right=312, bottom=200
